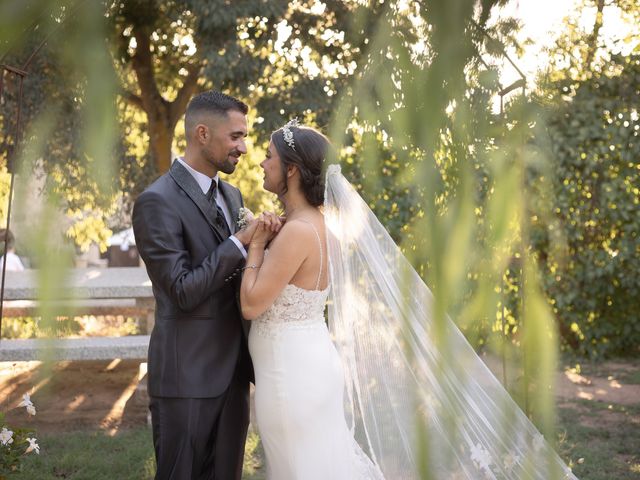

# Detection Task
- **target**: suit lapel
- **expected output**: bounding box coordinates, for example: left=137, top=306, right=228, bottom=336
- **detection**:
left=169, top=161, right=228, bottom=241
left=219, top=180, right=241, bottom=233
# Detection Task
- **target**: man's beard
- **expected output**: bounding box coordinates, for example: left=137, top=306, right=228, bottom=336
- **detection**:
left=217, top=152, right=239, bottom=174
left=219, top=159, right=236, bottom=174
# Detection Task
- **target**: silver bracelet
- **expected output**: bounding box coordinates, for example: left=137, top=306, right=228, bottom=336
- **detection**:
left=242, top=264, right=260, bottom=271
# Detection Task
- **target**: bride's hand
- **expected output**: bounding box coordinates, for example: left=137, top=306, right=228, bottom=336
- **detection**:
left=263, top=211, right=284, bottom=234
left=249, top=212, right=282, bottom=246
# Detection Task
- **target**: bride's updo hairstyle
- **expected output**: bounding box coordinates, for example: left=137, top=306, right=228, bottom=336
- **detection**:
left=271, top=122, right=330, bottom=207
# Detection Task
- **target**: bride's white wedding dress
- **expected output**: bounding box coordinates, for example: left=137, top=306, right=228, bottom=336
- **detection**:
left=248, top=221, right=384, bottom=480
left=246, top=165, right=578, bottom=480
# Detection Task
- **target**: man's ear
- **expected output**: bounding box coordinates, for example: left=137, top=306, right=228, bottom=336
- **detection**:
left=196, top=124, right=208, bottom=144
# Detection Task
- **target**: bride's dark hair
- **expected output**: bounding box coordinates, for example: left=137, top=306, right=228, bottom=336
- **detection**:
left=271, top=125, right=330, bottom=207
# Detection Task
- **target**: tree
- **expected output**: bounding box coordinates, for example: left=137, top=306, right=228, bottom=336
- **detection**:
left=2, top=0, right=392, bottom=249
left=332, top=0, right=524, bottom=333
left=1, top=0, right=119, bottom=251
left=108, top=0, right=382, bottom=174
left=530, top=0, right=640, bottom=357
left=329, top=0, right=577, bottom=466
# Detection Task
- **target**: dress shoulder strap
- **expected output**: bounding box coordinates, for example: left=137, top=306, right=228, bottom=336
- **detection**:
left=297, top=219, right=323, bottom=290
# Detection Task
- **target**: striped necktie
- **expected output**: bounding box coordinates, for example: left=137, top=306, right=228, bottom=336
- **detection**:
left=206, top=180, right=231, bottom=236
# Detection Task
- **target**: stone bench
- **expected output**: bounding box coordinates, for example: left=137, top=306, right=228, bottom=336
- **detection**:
left=0, top=335, right=150, bottom=361
left=0, top=267, right=154, bottom=361
left=1, top=267, right=153, bottom=302
left=1, top=298, right=153, bottom=318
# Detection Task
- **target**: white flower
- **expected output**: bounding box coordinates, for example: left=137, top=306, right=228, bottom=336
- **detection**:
left=25, top=437, right=39, bottom=454
left=18, top=393, right=36, bottom=415
left=236, top=207, right=254, bottom=230
left=533, top=433, right=545, bottom=452
left=0, top=427, right=14, bottom=446
left=470, top=442, right=492, bottom=473
left=18, top=393, right=33, bottom=408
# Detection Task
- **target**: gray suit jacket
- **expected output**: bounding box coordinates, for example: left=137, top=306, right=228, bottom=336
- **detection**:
left=133, top=160, right=252, bottom=398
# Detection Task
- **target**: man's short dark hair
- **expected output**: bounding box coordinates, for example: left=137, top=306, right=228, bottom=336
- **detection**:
left=185, top=90, right=248, bottom=131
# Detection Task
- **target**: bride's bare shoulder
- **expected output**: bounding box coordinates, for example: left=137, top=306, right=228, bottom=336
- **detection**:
left=267, top=218, right=318, bottom=253
left=274, top=218, right=317, bottom=241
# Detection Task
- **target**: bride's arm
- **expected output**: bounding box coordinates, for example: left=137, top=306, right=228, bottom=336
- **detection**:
left=240, top=220, right=312, bottom=320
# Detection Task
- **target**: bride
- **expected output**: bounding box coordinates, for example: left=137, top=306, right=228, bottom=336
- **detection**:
left=240, top=120, right=579, bottom=480
left=240, top=120, right=383, bottom=479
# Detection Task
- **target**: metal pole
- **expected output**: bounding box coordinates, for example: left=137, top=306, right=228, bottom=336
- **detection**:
left=0, top=69, right=26, bottom=341
left=0, top=2, right=80, bottom=340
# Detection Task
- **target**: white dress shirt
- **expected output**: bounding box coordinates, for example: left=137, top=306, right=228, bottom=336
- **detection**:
left=176, top=157, right=247, bottom=258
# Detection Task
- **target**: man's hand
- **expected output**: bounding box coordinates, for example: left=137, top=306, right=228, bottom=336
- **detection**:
left=234, top=211, right=283, bottom=246
left=234, top=216, right=259, bottom=247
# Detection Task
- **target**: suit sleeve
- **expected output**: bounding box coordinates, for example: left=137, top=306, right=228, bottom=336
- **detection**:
left=132, top=190, right=244, bottom=312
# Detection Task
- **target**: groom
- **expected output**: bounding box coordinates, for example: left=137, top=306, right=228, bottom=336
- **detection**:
left=133, top=90, right=255, bottom=480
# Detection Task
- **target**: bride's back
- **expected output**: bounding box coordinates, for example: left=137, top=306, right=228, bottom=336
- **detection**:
left=278, top=214, right=328, bottom=292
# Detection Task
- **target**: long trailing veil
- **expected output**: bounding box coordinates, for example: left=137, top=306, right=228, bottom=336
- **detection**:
left=324, top=164, right=578, bottom=480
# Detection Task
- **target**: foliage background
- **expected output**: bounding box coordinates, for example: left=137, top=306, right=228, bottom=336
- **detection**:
left=0, top=0, right=638, bottom=385
left=1, top=0, right=639, bottom=478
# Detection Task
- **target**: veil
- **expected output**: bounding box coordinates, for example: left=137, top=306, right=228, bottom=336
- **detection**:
left=324, top=164, right=578, bottom=480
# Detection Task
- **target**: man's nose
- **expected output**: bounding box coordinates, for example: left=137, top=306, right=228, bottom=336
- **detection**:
left=237, top=140, right=247, bottom=155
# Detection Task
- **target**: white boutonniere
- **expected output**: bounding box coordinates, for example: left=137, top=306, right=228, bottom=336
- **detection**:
left=237, top=207, right=254, bottom=230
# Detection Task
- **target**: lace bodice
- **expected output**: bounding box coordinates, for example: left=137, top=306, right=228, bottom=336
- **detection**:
left=253, top=283, right=330, bottom=338
left=252, top=219, right=329, bottom=338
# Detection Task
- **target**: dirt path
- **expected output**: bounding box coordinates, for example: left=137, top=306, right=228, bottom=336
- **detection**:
left=1, top=358, right=639, bottom=434
left=556, top=363, right=640, bottom=406
left=0, top=360, right=148, bottom=434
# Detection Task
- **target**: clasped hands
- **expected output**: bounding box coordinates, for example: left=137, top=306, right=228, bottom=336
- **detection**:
left=235, top=210, right=284, bottom=248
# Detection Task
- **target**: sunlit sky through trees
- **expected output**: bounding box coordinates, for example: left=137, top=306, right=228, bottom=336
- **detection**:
left=497, top=0, right=636, bottom=89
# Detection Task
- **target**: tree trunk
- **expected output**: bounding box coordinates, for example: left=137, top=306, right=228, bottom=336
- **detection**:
left=148, top=111, right=174, bottom=174
left=585, top=0, right=605, bottom=69
left=121, top=24, right=202, bottom=174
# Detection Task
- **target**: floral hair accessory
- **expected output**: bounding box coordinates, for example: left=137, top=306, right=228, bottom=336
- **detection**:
left=282, top=118, right=300, bottom=150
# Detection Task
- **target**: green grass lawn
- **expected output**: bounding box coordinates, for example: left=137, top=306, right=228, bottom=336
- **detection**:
left=554, top=359, right=640, bottom=479
left=9, top=410, right=639, bottom=480
left=7, top=428, right=156, bottom=480
left=9, top=428, right=266, bottom=480
left=7, top=374, right=640, bottom=480
left=557, top=401, right=640, bottom=480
